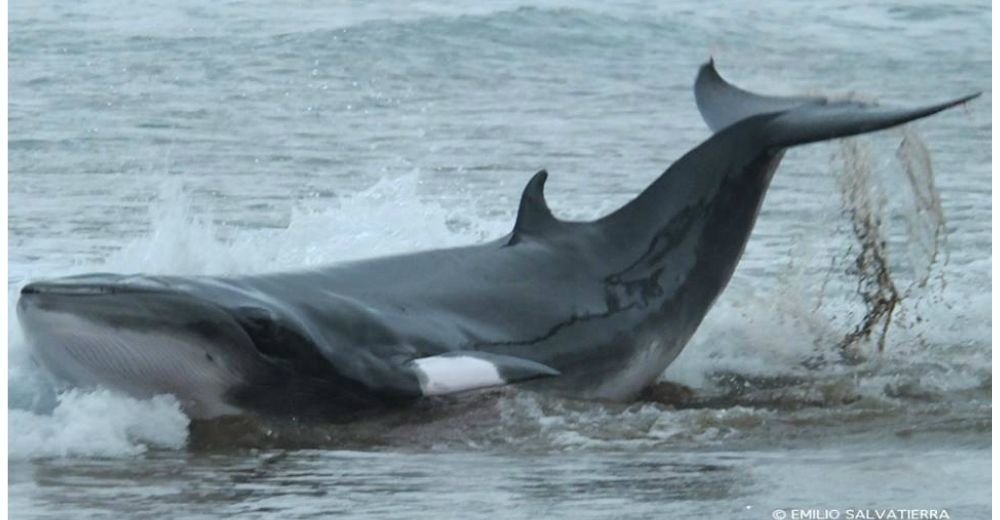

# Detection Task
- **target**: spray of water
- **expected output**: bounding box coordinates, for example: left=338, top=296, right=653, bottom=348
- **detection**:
left=830, top=128, right=946, bottom=361
left=832, top=138, right=900, bottom=359
left=894, top=127, right=948, bottom=290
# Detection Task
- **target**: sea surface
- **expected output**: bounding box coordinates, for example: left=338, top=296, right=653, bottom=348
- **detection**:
left=8, top=1, right=991, bottom=518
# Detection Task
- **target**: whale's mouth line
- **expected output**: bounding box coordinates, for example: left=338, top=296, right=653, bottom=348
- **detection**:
left=21, top=281, right=169, bottom=297
left=17, top=279, right=286, bottom=365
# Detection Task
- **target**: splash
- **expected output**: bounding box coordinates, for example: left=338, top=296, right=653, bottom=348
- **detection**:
left=9, top=391, right=189, bottom=459
left=102, top=172, right=502, bottom=276
left=658, top=120, right=985, bottom=436
left=9, top=172, right=504, bottom=458
left=832, top=138, right=901, bottom=359
left=894, top=127, right=947, bottom=290
left=831, top=128, right=947, bottom=360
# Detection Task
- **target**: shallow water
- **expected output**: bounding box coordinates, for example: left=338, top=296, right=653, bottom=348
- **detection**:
left=8, top=0, right=991, bottom=518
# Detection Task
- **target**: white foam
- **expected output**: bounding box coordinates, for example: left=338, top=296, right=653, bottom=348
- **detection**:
left=9, top=390, right=189, bottom=459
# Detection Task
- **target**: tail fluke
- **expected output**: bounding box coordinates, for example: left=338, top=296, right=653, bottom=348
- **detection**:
left=599, top=61, right=977, bottom=232
left=761, top=93, right=980, bottom=148
left=694, top=59, right=825, bottom=133
left=694, top=59, right=980, bottom=147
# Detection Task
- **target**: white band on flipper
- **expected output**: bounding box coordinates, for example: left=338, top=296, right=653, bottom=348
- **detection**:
left=411, top=355, right=505, bottom=396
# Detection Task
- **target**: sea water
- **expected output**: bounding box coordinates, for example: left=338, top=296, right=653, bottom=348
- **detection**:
left=8, top=0, right=990, bottom=517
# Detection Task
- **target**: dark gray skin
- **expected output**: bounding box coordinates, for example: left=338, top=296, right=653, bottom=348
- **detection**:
left=18, top=62, right=977, bottom=420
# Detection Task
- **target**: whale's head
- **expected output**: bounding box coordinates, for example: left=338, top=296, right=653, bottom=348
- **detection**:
left=16, top=274, right=307, bottom=419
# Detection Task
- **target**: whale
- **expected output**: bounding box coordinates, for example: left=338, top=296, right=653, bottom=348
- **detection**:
left=17, top=61, right=977, bottom=420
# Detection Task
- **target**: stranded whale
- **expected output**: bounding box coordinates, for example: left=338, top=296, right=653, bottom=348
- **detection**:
left=17, top=62, right=977, bottom=420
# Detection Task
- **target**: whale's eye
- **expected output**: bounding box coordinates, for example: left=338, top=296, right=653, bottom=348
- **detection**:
left=233, top=306, right=291, bottom=359
left=231, top=306, right=332, bottom=377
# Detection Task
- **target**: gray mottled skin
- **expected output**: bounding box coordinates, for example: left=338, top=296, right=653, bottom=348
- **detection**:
left=17, top=62, right=977, bottom=420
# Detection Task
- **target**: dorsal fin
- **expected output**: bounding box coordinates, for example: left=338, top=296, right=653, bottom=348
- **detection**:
left=508, top=170, right=560, bottom=245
